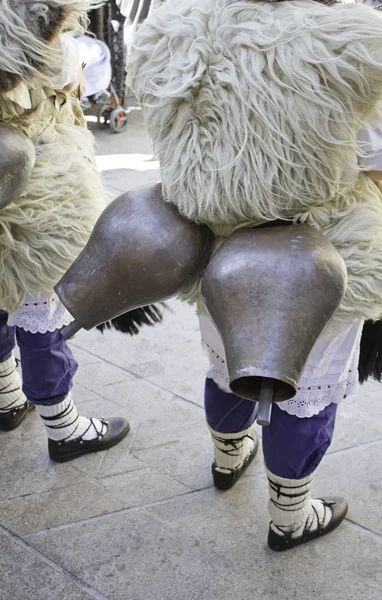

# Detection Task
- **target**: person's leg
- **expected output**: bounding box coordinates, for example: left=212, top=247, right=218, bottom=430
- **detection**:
left=16, top=326, right=130, bottom=461
left=262, top=401, right=337, bottom=479
left=200, top=315, right=259, bottom=489
left=0, top=311, right=31, bottom=430
left=262, top=403, right=347, bottom=551
left=16, top=327, right=78, bottom=408
left=204, top=377, right=259, bottom=490
left=205, top=377, right=258, bottom=434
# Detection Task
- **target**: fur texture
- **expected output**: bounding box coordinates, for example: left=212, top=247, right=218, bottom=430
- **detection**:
left=130, top=0, right=382, bottom=329
left=0, top=1, right=106, bottom=311
left=0, top=120, right=105, bottom=311
left=0, top=1, right=101, bottom=92
left=359, top=319, right=382, bottom=383
left=97, top=304, right=166, bottom=336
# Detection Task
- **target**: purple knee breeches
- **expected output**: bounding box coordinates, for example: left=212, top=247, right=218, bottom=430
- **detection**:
left=204, top=377, right=337, bottom=480
left=0, top=310, right=77, bottom=406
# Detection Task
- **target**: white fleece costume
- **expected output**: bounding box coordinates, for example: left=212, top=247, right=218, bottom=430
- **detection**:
left=0, top=1, right=105, bottom=326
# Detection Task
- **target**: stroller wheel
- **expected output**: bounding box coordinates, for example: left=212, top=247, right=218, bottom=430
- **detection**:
left=109, top=107, right=128, bottom=133
left=97, top=105, right=113, bottom=129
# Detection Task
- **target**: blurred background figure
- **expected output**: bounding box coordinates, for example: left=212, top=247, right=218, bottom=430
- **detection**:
left=83, top=1, right=166, bottom=132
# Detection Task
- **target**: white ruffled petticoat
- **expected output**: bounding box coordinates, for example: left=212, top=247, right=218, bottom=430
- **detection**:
left=8, top=292, right=74, bottom=334
left=199, top=315, right=363, bottom=419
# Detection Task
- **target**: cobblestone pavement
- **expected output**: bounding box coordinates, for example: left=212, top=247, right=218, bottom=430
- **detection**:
left=0, top=108, right=381, bottom=600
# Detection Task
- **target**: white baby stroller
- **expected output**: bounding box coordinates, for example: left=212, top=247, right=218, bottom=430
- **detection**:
left=79, top=34, right=128, bottom=133
left=82, top=0, right=163, bottom=133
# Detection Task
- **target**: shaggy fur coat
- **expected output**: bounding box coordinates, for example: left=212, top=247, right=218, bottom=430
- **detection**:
left=0, top=0, right=105, bottom=312
left=130, top=0, right=382, bottom=330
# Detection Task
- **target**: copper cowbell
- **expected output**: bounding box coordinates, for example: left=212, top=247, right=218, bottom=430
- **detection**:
left=201, top=224, right=348, bottom=425
left=55, top=184, right=212, bottom=337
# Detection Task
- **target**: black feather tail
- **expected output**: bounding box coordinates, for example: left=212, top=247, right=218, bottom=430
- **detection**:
left=358, top=320, right=382, bottom=384
left=97, top=304, right=166, bottom=336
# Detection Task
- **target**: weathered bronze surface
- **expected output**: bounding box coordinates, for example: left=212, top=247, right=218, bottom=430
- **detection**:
left=55, top=184, right=213, bottom=331
left=0, top=125, right=36, bottom=210
left=201, top=224, right=348, bottom=404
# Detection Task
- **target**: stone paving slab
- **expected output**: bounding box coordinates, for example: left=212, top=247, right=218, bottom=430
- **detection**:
left=0, top=531, right=76, bottom=600
left=72, top=299, right=207, bottom=406
left=352, top=382, right=382, bottom=417
left=73, top=356, right=204, bottom=425
left=25, top=508, right=242, bottom=600
left=50, top=584, right=97, bottom=600
left=23, top=489, right=382, bottom=600
left=147, top=486, right=382, bottom=599
left=328, top=397, right=382, bottom=454
left=317, top=440, right=382, bottom=535
left=0, top=466, right=190, bottom=537
left=0, top=418, right=87, bottom=502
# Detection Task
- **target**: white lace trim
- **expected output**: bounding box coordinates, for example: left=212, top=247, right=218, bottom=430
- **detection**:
left=276, top=372, right=359, bottom=418
left=199, top=315, right=363, bottom=419
left=7, top=293, right=74, bottom=334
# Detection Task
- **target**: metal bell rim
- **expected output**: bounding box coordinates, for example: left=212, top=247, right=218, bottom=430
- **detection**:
left=229, top=370, right=297, bottom=404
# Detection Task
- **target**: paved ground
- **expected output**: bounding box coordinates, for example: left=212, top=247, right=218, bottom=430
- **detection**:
left=1, top=108, right=381, bottom=600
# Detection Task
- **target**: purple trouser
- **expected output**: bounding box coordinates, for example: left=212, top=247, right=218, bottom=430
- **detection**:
left=0, top=310, right=78, bottom=406
left=204, top=377, right=337, bottom=479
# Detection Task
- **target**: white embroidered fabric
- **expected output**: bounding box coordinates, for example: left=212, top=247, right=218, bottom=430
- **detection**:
left=199, top=315, right=363, bottom=419
left=8, top=293, right=74, bottom=334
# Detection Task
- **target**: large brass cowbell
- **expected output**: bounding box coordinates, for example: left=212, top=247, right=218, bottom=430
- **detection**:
left=55, top=185, right=347, bottom=425
left=201, top=225, right=347, bottom=424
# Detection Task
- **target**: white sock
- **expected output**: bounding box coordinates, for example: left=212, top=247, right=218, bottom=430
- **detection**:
left=209, top=425, right=256, bottom=474
left=0, top=355, right=27, bottom=412
left=267, top=468, right=332, bottom=539
left=37, top=393, right=107, bottom=442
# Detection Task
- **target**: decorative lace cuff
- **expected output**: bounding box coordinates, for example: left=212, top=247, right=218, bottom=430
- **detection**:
left=8, top=293, right=73, bottom=334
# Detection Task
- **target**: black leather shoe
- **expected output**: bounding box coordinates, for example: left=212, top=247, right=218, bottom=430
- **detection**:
left=212, top=433, right=259, bottom=491
left=48, top=417, right=130, bottom=463
left=268, top=497, right=348, bottom=551
left=0, top=401, right=35, bottom=431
